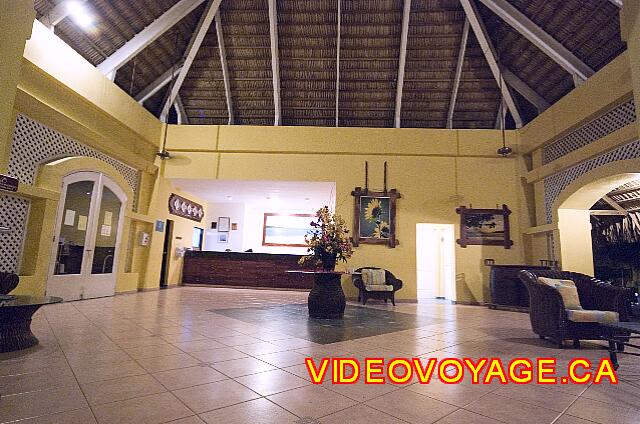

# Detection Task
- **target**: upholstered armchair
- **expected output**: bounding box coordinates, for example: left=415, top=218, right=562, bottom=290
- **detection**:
left=353, top=267, right=403, bottom=306
left=518, top=269, right=629, bottom=348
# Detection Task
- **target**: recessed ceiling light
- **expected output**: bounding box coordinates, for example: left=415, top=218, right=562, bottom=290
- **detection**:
left=67, top=1, right=94, bottom=30
left=305, top=197, right=310, bottom=201
left=226, top=195, right=232, bottom=200
left=266, top=196, right=271, bottom=200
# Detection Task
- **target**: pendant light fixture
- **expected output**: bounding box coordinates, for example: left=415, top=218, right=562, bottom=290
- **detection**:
left=157, top=31, right=181, bottom=160
left=496, top=27, right=512, bottom=157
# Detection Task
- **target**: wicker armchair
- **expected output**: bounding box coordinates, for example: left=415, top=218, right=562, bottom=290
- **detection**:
left=518, top=269, right=629, bottom=348
left=0, top=272, right=19, bottom=295
left=353, top=267, right=403, bottom=306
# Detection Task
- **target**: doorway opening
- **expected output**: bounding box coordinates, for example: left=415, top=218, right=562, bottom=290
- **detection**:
left=416, top=223, right=456, bottom=302
left=47, top=171, right=127, bottom=301
left=160, top=219, right=174, bottom=288
left=192, top=227, right=204, bottom=251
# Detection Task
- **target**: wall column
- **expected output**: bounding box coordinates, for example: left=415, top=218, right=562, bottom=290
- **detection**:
left=0, top=0, right=35, bottom=172
left=621, top=2, right=640, bottom=125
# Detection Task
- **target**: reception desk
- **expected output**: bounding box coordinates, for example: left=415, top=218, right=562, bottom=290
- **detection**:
left=182, top=251, right=314, bottom=289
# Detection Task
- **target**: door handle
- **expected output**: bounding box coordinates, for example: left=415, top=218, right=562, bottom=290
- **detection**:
left=86, top=249, right=93, bottom=252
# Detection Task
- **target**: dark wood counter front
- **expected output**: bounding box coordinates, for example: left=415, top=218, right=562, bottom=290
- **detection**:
left=182, top=251, right=314, bottom=289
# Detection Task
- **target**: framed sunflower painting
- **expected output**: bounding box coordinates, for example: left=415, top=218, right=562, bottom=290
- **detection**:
left=351, top=187, right=400, bottom=248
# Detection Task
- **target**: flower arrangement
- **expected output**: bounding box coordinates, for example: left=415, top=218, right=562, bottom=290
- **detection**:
left=299, top=206, right=354, bottom=270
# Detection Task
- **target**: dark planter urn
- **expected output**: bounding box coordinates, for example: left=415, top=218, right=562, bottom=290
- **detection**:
left=321, top=254, right=337, bottom=271
left=308, top=272, right=346, bottom=319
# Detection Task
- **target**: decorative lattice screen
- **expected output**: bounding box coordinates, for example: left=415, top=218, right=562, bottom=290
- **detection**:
left=0, top=195, right=30, bottom=273
left=542, top=99, right=636, bottom=165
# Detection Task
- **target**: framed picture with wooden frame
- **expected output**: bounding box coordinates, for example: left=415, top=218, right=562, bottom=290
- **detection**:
left=218, top=217, right=230, bottom=232
left=262, top=213, right=315, bottom=247
left=351, top=187, right=400, bottom=248
left=456, top=204, right=513, bottom=249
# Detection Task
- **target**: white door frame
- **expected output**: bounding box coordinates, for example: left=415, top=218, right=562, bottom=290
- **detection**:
left=47, top=171, right=127, bottom=301
left=416, top=223, right=457, bottom=302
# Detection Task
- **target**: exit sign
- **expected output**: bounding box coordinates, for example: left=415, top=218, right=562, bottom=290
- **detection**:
left=0, top=175, right=19, bottom=192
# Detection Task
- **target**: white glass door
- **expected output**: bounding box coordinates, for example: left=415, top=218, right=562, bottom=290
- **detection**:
left=47, top=172, right=126, bottom=301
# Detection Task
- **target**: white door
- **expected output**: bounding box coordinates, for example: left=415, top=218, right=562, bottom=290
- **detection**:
left=47, top=172, right=127, bottom=301
left=416, top=224, right=456, bottom=301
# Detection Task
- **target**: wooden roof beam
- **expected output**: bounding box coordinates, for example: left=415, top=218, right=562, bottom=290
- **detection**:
left=447, top=18, right=469, bottom=129
left=268, top=0, right=282, bottom=126
left=335, top=0, right=341, bottom=127
left=394, top=0, right=412, bottom=128
left=40, top=0, right=88, bottom=29
left=590, top=210, right=627, bottom=216
left=478, top=0, right=595, bottom=82
left=460, top=0, right=523, bottom=128
left=609, top=0, right=623, bottom=7
left=160, top=0, right=220, bottom=122
left=502, top=69, right=550, bottom=113
left=97, top=0, right=207, bottom=75
left=215, top=12, right=234, bottom=125
left=603, top=195, right=629, bottom=215
left=175, top=95, right=190, bottom=124
left=135, top=64, right=184, bottom=103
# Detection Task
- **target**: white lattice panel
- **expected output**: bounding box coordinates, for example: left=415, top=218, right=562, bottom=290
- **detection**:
left=0, top=195, right=29, bottom=273
left=544, top=139, right=640, bottom=223
left=543, top=99, right=636, bottom=164
left=9, top=114, right=140, bottom=205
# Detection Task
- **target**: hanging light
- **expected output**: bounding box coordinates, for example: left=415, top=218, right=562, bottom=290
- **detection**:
left=496, top=27, right=512, bottom=157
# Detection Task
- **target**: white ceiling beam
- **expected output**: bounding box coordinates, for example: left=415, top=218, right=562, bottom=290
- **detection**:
left=609, top=0, right=623, bottom=7
left=335, top=0, right=341, bottom=127
left=478, top=0, right=594, bottom=81
left=268, top=0, right=282, bottom=126
left=447, top=18, right=469, bottom=129
left=175, top=95, right=189, bottom=125
left=603, top=195, right=628, bottom=215
left=590, top=210, right=627, bottom=216
left=460, top=0, right=523, bottom=128
left=97, top=0, right=207, bottom=75
left=214, top=12, right=234, bottom=125
left=160, top=0, right=220, bottom=122
left=503, top=69, right=550, bottom=113
left=40, top=0, right=88, bottom=29
left=135, top=64, right=184, bottom=103
left=394, top=0, right=412, bottom=128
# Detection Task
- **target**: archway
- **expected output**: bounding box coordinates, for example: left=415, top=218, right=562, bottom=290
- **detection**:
left=552, top=159, right=640, bottom=275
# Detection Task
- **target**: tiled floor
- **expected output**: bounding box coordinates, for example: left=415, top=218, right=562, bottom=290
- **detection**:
left=1, top=287, right=638, bottom=424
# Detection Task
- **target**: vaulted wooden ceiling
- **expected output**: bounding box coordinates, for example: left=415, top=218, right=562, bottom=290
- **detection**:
left=33, top=0, right=626, bottom=129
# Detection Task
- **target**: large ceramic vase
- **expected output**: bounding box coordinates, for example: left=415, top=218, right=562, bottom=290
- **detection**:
left=308, top=272, right=346, bottom=319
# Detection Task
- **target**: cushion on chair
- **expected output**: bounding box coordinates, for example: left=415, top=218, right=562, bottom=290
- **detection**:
left=566, top=309, right=619, bottom=324
left=364, top=284, right=394, bottom=292
left=538, top=277, right=583, bottom=310
left=362, top=269, right=386, bottom=286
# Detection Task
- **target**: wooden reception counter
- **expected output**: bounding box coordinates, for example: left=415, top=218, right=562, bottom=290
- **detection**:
left=182, top=251, right=314, bottom=290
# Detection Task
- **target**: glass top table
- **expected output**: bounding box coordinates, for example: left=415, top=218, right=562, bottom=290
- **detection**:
left=0, top=295, right=62, bottom=353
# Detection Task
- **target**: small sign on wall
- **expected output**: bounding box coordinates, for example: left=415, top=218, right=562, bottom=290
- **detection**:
left=155, top=220, right=165, bottom=232
left=0, top=174, right=19, bottom=192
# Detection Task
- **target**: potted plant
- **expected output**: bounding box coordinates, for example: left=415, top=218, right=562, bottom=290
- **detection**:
left=299, top=206, right=354, bottom=271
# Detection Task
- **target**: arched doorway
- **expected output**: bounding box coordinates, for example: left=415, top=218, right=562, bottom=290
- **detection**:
left=47, top=171, right=127, bottom=300
left=555, top=171, right=640, bottom=275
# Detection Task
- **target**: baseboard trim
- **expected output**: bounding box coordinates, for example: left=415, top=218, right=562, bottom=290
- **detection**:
left=182, top=283, right=310, bottom=292
left=345, top=297, right=418, bottom=304
left=452, top=300, right=487, bottom=306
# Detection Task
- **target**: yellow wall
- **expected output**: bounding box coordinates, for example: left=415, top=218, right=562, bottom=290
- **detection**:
left=163, top=125, right=526, bottom=303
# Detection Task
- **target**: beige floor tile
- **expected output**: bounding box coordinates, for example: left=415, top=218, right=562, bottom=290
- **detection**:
left=491, top=384, right=578, bottom=412
left=581, top=380, right=640, bottom=408
left=364, top=388, right=457, bottom=424
left=234, top=342, right=289, bottom=356
left=80, top=373, right=166, bottom=406
left=0, top=367, right=77, bottom=395
left=137, top=353, right=201, bottom=373
left=553, top=415, right=599, bottom=424
left=235, top=369, right=310, bottom=395
left=255, top=350, right=308, bottom=368
left=199, top=398, right=298, bottom=424
left=161, top=332, right=207, bottom=344
left=0, top=384, right=87, bottom=423
left=465, top=393, right=560, bottom=424
left=92, top=392, right=192, bottom=424
left=211, top=357, right=277, bottom=377
left=172, top=339, right=227, bottom=353
left=325, top=378, right=402, bottom=402
left=320, top=404, right=406, bottom=424
left=164, top=417, right=205, bottom=424
left=65, top=349, right=132, bottom=368
left=153, top=365, right=227, bottom=390
left=213, top=334, right=262, bottom=346
left=566, top=397, right=640, bottom=424
left=73, top=360, right=147, bottom=384
left=172, top=379, right=260, bottom=414
left=115, top=336, right=168, bottom=349
left=189, top=347, right=248, bottom=363
left=434, top=409, right=503, bottom=424
left=14, top=408, right=97, bottom=424
left=267, top=385, right=357, bottom=418
left=406, top=378, right=496, bottom=407
left=124, top=343, right=184, bottom=359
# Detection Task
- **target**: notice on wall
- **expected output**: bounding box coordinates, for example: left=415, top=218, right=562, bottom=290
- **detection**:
left=100, top=225, right=112, bottom=237
left=77, top=215, right=88, bottom=231
left=104, top=211, right=113, bottom=226
left=64, top=209, right=76, bottom=226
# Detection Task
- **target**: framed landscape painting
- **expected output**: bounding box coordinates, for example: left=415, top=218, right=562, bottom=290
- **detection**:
left=262, top=213, right=315, bottom=247
left=351, top=188, right=400, bottom=248
left=456, top=205, right=513, bottom=249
